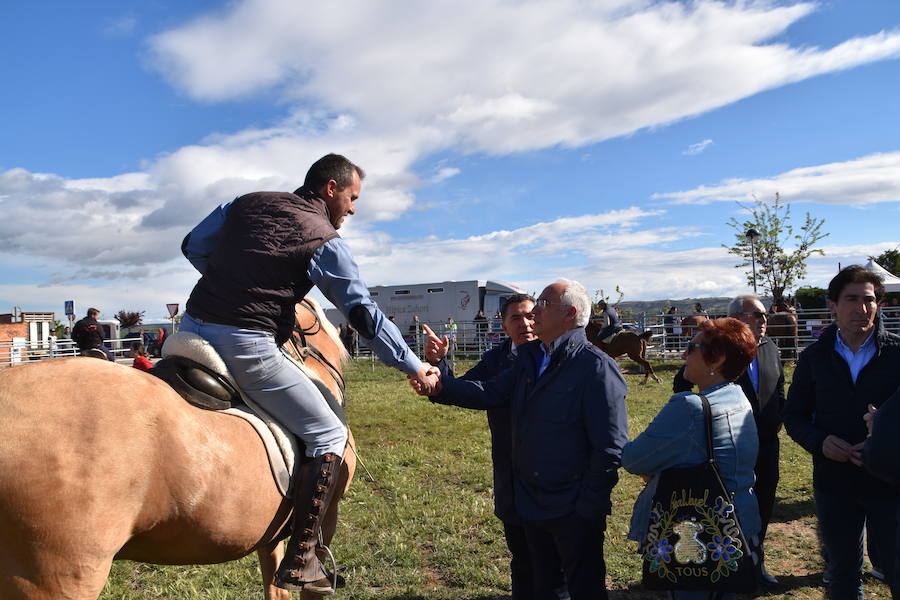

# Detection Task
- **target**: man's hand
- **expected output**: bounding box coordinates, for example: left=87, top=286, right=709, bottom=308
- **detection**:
left=422, top=323, right=449, bottom=365
left=408, top=365, right=442, bottom=396
left=822, top=434, right=864, bottom=465
left=864, top=403, right=877, bottom=436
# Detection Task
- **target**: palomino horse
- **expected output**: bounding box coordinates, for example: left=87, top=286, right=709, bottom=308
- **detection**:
left=768, top=298, right=799, bottom=360
left=585, top=321, right=661, bottom=384
left=0, top=298, right=354, bottom=600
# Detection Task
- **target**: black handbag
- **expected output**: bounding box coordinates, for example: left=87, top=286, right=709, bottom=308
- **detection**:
left=640, top=393, right=757, bottom=593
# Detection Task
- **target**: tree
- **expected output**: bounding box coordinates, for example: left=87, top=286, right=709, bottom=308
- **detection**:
left=115, top=310, right=145, bottom=330
left=725, top=194, right=828, bottom=305
left=874, top=248, right=900, bottom=276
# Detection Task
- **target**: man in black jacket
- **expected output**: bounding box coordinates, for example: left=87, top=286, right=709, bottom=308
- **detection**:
left=423, top=294, right=566, bottom=600
left=784, top=265, right=900, bottom=598
left=864, top=386, right=900, bottom=599
left=72, top=308, right=114, bottom=361
left=674, top=293, right=785, bottom=585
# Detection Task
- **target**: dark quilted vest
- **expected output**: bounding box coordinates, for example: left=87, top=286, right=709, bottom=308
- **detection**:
left=186, top=188, right=338, bottom=344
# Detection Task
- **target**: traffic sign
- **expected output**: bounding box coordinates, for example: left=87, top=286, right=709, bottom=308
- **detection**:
left=64, top=300, right=74, bottom=316
left=166, top=303, right=180, bottom=318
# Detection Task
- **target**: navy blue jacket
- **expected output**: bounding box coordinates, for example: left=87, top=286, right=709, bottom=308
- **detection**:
left=437, top=339, right=518, bottom=521
left=864, top=385, right=900, bottom=488
left=784, top=320, right=900, bottom=498
left=433, top=327, right=629, bottom=522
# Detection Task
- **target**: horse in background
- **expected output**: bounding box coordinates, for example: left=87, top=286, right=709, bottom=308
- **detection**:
left=585, top=320, right=661, bottom=384
left=768, top=296, right=799, bottom=360
left=679, top=314, right=709, bottom=341
left=0, top=298, right=354, bottom=600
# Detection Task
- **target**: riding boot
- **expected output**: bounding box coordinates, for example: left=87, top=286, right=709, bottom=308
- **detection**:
left=274, top=452, right=342, bottom=593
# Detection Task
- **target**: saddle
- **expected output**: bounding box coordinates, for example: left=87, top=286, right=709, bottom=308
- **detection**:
left=152, top=331, right=298, bottom=496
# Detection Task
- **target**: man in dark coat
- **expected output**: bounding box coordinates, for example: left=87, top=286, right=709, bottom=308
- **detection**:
left=423, top=293, right=566, bottom=600
left=413, top=278, right=628, bottom=600
left=864, top=386, right=900, bottom=599
left=673, top=293, right=785, bottom=585
left=72, top=308, right=113, bottom=361
left=784, top=265, right=900, bottom=599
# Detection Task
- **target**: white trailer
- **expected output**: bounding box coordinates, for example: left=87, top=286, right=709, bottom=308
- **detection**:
left=324, top=279, right=526, bottom=332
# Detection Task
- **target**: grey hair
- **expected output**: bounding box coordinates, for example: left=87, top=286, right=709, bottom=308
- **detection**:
left=556, top=278, right=592, bottom=327
left=727, top=294, right=763, bottom=316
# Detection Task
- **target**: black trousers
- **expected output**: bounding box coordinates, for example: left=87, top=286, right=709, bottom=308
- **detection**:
left=754, top=436, right=780, bottom=541
left=504, top=520, right=543, bottom=600
left=523, top=513, right=607, bottom=600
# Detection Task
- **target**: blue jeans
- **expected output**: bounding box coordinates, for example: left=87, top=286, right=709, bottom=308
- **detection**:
left=181, top=314, right=347, bottom=458
left=814, top=487, right=898, bottom=600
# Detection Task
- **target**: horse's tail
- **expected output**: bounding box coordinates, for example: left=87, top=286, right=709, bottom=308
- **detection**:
left=639, top=330, right=653, bottom=341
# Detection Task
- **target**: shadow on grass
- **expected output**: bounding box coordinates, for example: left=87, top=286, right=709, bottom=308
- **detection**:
left=770, top=496, right=817, bottom=522
left=764, top=572, right=826, bottom=593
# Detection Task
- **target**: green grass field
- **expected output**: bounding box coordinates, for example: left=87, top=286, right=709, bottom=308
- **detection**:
left=100, top=358, right=892, bottom=599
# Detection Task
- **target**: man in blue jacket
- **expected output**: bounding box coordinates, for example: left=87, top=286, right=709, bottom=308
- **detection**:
left=423, top=293, right=567, bottom=600
left=412, top=279, right=629, bottom=600
left=784, top=265, right=900, bottom=598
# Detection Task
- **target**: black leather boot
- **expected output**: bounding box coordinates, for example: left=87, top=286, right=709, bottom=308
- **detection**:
left=274, top=452, right=342, bottom=593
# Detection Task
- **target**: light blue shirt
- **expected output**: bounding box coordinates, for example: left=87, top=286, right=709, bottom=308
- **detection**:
left=834, top=330, right=876, bottom=384
left=185, top=200, right=423, bottom=376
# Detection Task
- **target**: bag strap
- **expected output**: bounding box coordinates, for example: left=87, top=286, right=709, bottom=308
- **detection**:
left=698, top=393, right=717, bottom=467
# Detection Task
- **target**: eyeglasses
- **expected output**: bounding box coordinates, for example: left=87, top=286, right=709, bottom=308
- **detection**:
left=534, top=299, right=566, bottom=308
left=686, top=341, right=703, bottom=354
left=738, top=311, right=767, bottom=319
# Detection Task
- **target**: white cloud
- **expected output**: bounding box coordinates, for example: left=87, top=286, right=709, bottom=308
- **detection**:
left=655, top=151, right=900, bottom=206
left=683, top=139, right=714, bottom=156
left=147, top=0, right=900, bottom=154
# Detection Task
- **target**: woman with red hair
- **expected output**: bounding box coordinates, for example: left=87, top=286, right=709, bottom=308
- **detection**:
left=622, top=318, right=762, bottom=600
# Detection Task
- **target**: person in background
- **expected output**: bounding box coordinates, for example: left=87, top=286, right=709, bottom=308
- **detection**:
left=130, top=342, right=153, bottom=372
left=663, top=306, right=678, bottom=351
left=623, top=317, right=761, bottom=600
left=783, top=265, right=900, bottom=598
left=72, top=308, right=114, bottom=361
left=595, top=300, right=622, bottom=343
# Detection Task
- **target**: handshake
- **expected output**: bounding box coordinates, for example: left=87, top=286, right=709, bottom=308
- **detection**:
left=407, top=323, right=449, bottom=396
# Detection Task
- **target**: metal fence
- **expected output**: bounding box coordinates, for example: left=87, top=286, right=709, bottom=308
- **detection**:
left=349, top=306, right=900, bottom=367
left=0, top=336, right=142, bottom=368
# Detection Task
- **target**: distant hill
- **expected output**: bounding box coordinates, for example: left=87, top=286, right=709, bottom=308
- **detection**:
left=611, top=297, right=769, bottom=318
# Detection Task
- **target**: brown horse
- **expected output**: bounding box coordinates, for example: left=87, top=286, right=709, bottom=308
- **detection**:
left=768, top=298, right=799, bottom=360
left=585, top=321, right=661, bottom=384
left=679, top=314, right=709, bottom=341
left=0, top=298, right=355, bottom=600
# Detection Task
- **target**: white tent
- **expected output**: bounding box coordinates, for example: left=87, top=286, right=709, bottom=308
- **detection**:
left=865, top=258, right=900, bottom=293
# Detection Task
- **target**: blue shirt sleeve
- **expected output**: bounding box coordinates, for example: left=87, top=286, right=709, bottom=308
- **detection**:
left=182, top=201, right=233, bottom=274
left=308, top=238, right=423, bottom=376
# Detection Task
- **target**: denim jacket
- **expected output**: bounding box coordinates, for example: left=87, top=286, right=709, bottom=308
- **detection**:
left=622, top=382, right=761, bottom=543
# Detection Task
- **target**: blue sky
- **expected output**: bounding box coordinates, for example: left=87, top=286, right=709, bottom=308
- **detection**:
left=1, top=0, right=899, bottom=320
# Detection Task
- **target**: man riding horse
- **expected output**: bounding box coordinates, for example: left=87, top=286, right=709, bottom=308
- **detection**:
left=181, top=153, right=440, bottom=593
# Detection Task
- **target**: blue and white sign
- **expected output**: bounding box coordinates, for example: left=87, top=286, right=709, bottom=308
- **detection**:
left=64, top=300, right=75, bottom=316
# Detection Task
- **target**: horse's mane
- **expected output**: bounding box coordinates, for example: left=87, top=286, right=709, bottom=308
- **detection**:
left=302, top=297, right=350, bottom=365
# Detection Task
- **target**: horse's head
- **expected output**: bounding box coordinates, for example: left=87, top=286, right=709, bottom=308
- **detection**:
left=284, top=298, right=349, bottom=406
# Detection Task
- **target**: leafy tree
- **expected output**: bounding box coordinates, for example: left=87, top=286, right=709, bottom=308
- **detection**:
left=725, top=194, right=828, bottom=304
left=115, top=310, right=145, bottom=330
left=794, top=286, right=828, bottom=309
left=874, top=248, right=900, bottom=276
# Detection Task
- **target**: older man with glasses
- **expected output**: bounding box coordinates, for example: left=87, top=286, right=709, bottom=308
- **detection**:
left=673, top=293, right=785, bottom=586
left=412, top=279, right=628, bottom=600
